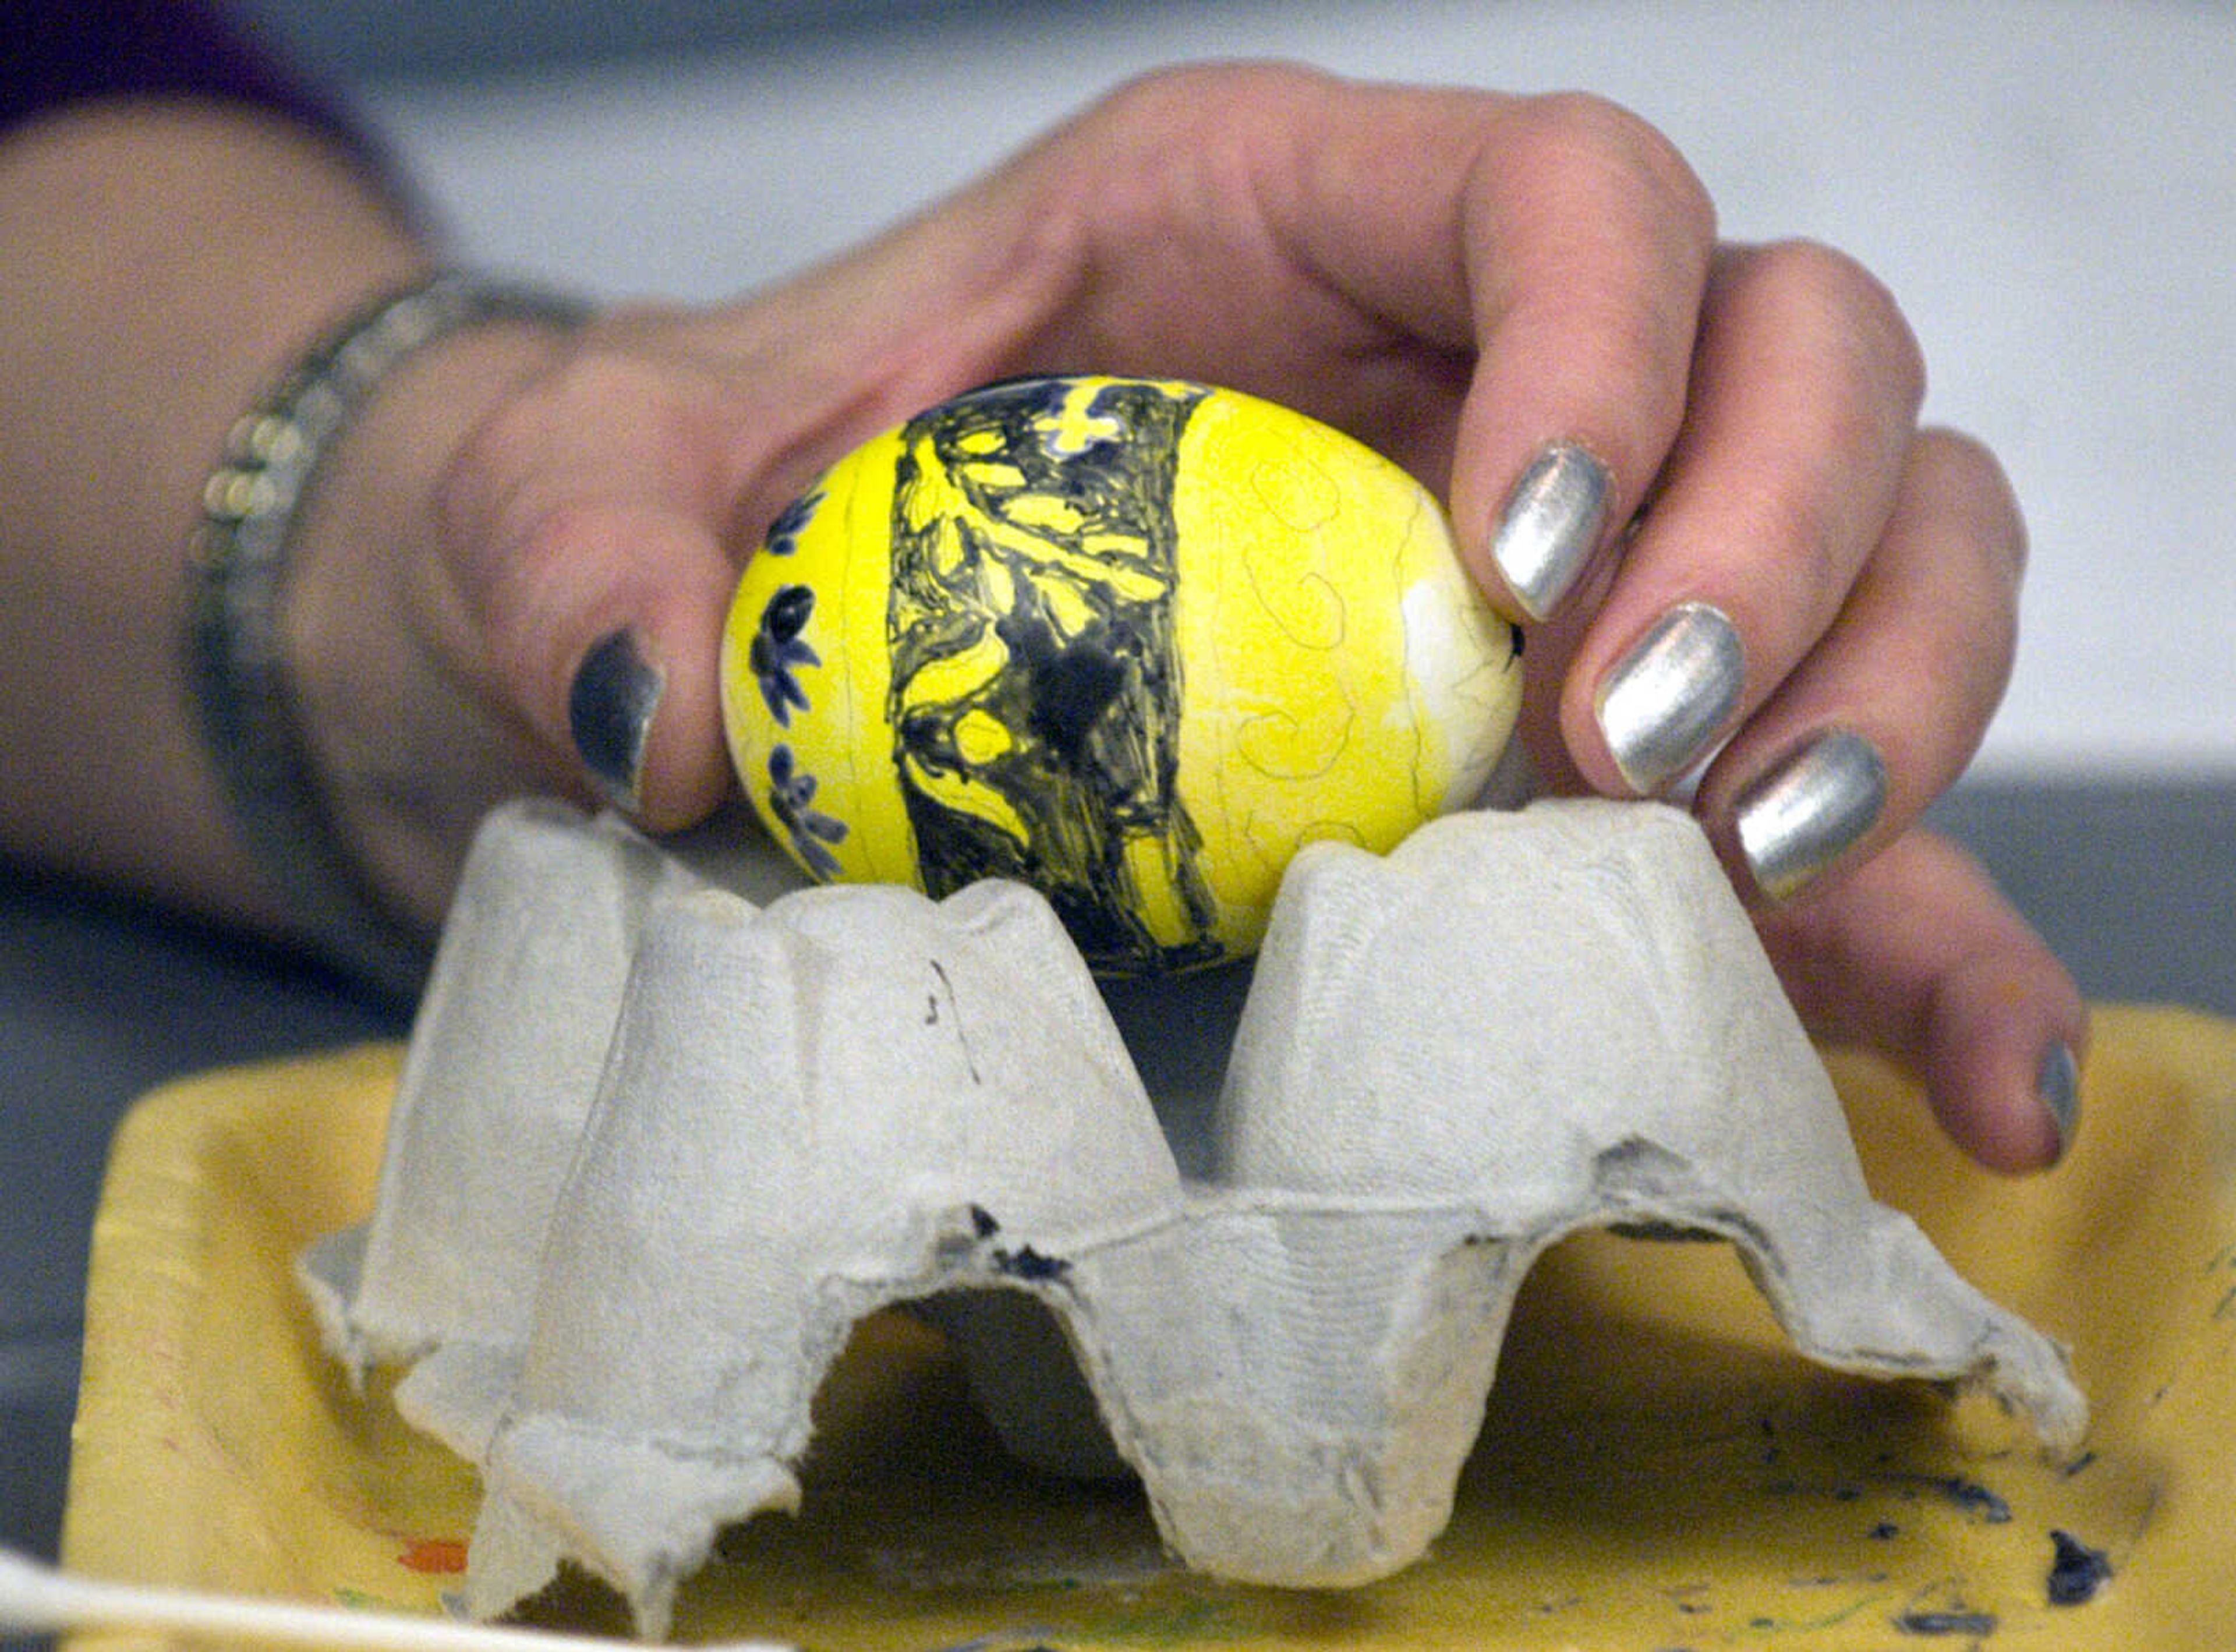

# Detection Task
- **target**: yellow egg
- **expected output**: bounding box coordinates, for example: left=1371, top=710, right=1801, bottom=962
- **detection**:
left=720, top=375, right=1522, bottom=975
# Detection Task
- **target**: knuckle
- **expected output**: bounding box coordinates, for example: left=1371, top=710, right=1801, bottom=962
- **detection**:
left=1048, top=64, right=1294, bottom=260
left=436, top=383, right=541, bottom=539
left=464, top=500, right=583, bottom=668
left=1750, top=475, right=1853, bottom=622
left=436, top=342, right=699, bottom=569
left=1079, top=63, right=1201, bottom=143
left=1919, top=425, right=2030, bottom=585
left=437, top=351, right=608, bottom=544
left=431, top=355, right=617, bottom=625
left=1501, top=91, right=1717, bottom=247
left=1733, top=238, right=1927, bottom=413
left=1081, top=60, right=1324, bottom=162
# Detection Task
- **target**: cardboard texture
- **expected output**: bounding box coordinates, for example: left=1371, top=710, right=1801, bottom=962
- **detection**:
left=300, top=798, right=2085, bottom=1638
left=300, top=802, right=707, bottom=1383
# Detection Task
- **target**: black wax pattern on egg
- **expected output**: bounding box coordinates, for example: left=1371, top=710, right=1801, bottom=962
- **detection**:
left=887, top=377, right=1224, bottom=975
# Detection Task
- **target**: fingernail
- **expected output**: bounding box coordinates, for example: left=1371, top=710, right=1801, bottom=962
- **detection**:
left=2037, top=1041, right=2081, bottom=1158
left=568, top=628, right=663, bottom=810
left=1732, top=728, right=1889, bottom=901
left=1490, top=443, right=1612, bottom=620
left=1594, top=600, right=1745, bottom=794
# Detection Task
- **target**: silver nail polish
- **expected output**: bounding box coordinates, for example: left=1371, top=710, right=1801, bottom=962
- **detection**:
left=569, top=628, right=664, bottom=811
left=1490, top=444, right=1611, bottom=620
left=2037, top=1041, right=2081, bottom=1156
left=1594, top=601, right=1745, bottom=793
left=1732, top=728, right=1888, bottom=901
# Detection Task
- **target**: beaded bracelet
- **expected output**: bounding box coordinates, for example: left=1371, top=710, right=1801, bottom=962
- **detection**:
left=186, top=270, right=591, bottom=1000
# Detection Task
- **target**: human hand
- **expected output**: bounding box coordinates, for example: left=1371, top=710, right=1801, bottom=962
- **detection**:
left=300, top=63, right=2082, bottom=1170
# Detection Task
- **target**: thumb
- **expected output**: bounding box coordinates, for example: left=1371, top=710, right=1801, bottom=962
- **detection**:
left=437, top=344, right=749, bottom=832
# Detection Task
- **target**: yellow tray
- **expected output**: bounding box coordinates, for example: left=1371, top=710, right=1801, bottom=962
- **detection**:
left=62, top=1005, right=2236, bottom=1650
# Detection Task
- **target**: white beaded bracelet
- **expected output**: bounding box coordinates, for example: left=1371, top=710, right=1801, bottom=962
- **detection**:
left=186, top=270, right=590, bottom=1000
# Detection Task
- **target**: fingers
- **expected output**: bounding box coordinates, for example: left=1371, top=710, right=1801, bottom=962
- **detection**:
left=1264, top=79, right=1722, bottom=535
left=1332, top=80, right=2062, bottom=1173
left=1442, top=93, right=1718, bottom=617
left=1693, top=428, right=2025, bottom=900
left=1756, top=827, right=2089, bottom=1174
left=1549, top=239, right=1929, bottom=801
left=1062, top=73, right=1983, bottom=920
left=1490, top=229, right=2027, bottom=922
left=434, top=335, right=749, bottom=832
left=1000, top=69, right=1716, bottom=511
left=1691, top=430, right=2062, bottom=1177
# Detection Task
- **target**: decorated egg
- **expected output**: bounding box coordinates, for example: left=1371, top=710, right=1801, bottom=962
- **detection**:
left=720, top=375, right=1522, bottom=975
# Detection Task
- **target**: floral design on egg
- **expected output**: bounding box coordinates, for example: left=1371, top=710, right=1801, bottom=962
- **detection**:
left=762, top=486, right=823, bottom=558
left=765, top=744, right=846, bottom=879
left=748, top=583, right=819, bottom=726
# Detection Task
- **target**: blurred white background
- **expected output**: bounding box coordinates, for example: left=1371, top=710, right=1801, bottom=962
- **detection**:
left=279, top=0, right=2235, bottom=780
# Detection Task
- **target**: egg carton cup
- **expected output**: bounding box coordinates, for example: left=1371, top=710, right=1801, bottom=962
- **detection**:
left=299, top=797, right=2086, bottom=1639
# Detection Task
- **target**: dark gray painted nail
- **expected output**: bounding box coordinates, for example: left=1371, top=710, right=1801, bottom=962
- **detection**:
left=568, top=628, right=663, bottom=810
left=2038, top=1041, right=2081, bottom=1158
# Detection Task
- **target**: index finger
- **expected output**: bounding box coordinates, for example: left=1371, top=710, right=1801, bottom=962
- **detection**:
left=995, top=67, right=1715, bottom=593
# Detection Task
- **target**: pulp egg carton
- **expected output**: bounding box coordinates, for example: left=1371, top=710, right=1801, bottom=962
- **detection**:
left=300, top=797, right=2085, bottom=1637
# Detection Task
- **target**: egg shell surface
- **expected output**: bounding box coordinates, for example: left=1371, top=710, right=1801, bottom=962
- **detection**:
left=720, top=374, right=1522, bottom=975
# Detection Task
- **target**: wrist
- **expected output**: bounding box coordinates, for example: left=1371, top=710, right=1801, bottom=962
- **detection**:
left=199, top=274, right=590, bottom=984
